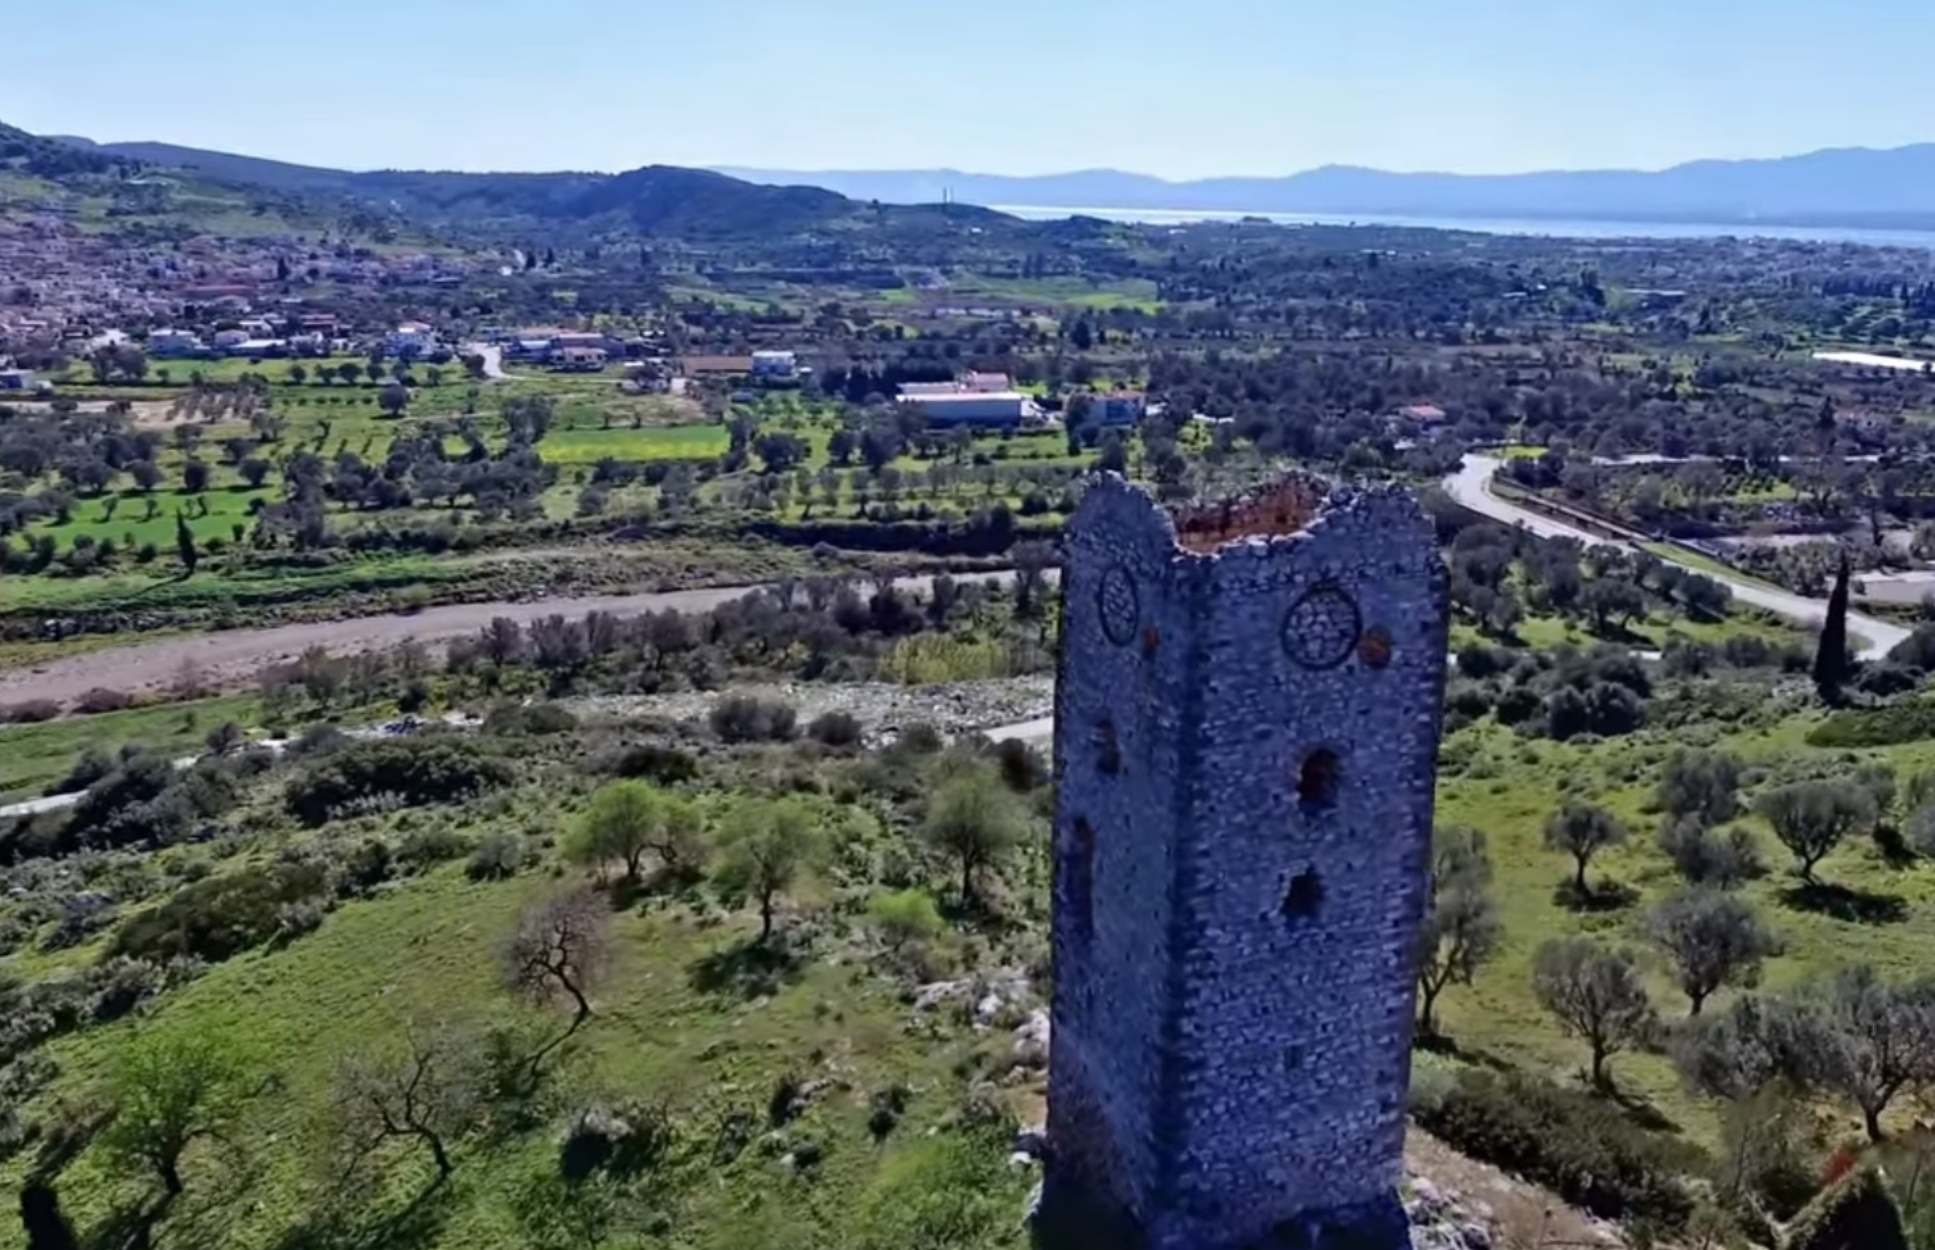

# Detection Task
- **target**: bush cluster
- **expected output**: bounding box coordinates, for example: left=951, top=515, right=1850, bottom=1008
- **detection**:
left=1411, top=1068, right=1703, bottom=1228
left=1808, top=701, right=1935, bottom=749
left=286, top=737, right=515, bottom=825
left=111, top=860, right=334, bottom=963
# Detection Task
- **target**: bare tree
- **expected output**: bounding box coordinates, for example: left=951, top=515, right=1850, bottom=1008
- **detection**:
left=505, top=890, right=610, bottom=1035
left=331, top=1025, right=487, bottom=1186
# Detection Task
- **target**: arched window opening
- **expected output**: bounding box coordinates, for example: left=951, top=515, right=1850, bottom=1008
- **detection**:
left=1297, top=749, right=1339, bottom=807
left=1281, top=869, right=1324, bottom=922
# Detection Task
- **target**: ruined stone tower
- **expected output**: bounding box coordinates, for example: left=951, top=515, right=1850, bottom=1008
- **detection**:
left=1045, top=474, right=1449, bottom=1250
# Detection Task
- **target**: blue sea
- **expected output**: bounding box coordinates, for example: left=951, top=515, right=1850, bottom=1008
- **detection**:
left=991, top=204, right=1935, bottom=249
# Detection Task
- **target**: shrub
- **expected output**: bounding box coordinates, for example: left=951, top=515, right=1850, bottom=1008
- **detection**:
left=807, top=711, right=865, bottom=748
left=866, top=890, right=944, bottom=952
left=467, top=831, right=528, bottom=881
left=110, top=862, right=333, bottom=963
left=71, top=688, right=133, bottom=715
left=1414, top=1069, right=1702, bottom=1228
left=596, top=740, right=699, bottom=785
left=558, top=1098, right=675, bottom=1182
left=288, top=724, right=351, bottom=758
left=1809, top=701, right=1935, bottom=749
left=993, top=738, right=1047, bottom=792
left=1785, top=1165, right=1910, bottom=1250
left=339, top=840, right=394, bottom=896
left=855, top=1126, right=1029, bottom=1250
left=0, top=700, right=60, bottom=725
left=49, top=747, right=116, bottom=797
left=397, top=825, right=471, bottom=870
left=1659, top=818, right=1764, bottom=889
left=483, top=702, right=580, bottom=736
left=287, top=738, right=514, bottom=825
left=710, top=695, right=798, bottom=744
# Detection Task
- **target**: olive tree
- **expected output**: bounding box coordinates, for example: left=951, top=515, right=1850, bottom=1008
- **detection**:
left=1756, top=780, right=1874, bottom=883
left=1531, top=937, right=1657, bottom=1089
left=566, top=782, right=705, bottom=883
left=1543, top=801, right=1629, bottom=895
left=714, top=798, right=826, bottom=943
left=99, top=1030, right=254, bottom=1203
left=1415, top=825, right=1503, bottom=1037
left=1656, top=748, right=1744, bottom=826
left=1782, top=966, right=1935, bottom=1143
left=920, top=770, right=1029, bottom=908
left=1645, top=889, right=1781, bottom=1016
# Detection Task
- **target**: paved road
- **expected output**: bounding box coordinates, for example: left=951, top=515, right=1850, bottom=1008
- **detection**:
left=466, top=343, right=519, bottom=381
left=1443, top=455, right=1910, bottom=660
left=0, top=573, right=1029, bottom=709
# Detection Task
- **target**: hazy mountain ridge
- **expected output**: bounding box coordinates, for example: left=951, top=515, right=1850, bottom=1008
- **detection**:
left=717, top=146, right=1935, bottom=226
left=35, top=131, right=1022, bottom=239
left=41, top=126, right=1935, bottom=234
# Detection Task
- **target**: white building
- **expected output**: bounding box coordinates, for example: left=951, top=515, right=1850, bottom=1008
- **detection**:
left=0, top=369, right=36, bottom=392
left=148, top=329, right=204, bottom=358
left=899, top=390, right=1030, bottom=426
left=387, top=321, right=442, bottom=357
left=751, top=350, right=799, bottom=382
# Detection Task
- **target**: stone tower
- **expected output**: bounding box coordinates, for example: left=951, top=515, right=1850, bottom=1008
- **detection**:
left=1044, top=474, right=1449, bottom=1250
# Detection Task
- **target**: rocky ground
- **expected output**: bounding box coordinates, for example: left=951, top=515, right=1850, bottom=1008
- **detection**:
left=568, top=675, right=1055, bottom=742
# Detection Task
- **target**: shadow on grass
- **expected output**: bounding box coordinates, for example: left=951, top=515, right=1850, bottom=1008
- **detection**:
left=606, top=867, right=706, bottom=913
left=263, top=1176, right=458, bottom=1250
left=1605, top=1085, right=1682, bottom=1135
left=688, top=936, right=807, bottom=999
left=1873, top=826, right=1919, bottom=871
left=1779, top=881, right=1909, bottom=926
left=1552, top=879, right=1641, bottom=913
left=1412, top=1030, right=1517, bottom=1074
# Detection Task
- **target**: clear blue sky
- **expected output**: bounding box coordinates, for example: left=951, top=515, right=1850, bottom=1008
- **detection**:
left=6, top=0, right=1933, bottom=178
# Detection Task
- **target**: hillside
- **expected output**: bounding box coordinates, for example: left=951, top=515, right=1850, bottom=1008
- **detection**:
left=44, top=130, right=1024, bottom=240
left=0, top=122, right=132, bottom=180
left=719, top=144, right=1935, bottom=228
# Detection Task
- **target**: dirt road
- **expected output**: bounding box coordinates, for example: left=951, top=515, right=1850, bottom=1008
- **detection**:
left=0, top=573, right=1026, bottom=708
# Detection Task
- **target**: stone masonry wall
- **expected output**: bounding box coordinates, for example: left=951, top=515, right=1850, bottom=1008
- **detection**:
left=1048, top=476, right=1195, bottom=1224
left=1047, top=476, right=1447, bottom=1250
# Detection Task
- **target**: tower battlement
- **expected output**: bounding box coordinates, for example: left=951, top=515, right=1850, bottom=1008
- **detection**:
left=1045, top=473, right=1449, bottom=1250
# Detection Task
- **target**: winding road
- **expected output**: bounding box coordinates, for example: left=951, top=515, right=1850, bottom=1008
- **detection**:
left=0, top=454, right=1905, bottom=811
left=1444, top=455, right=1909, bottom=660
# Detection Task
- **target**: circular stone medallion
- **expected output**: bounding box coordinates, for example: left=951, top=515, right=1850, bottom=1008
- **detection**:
left=1282, top=585, right=1362, bottom=670
left=1096, top=565, right=1140, bottom=647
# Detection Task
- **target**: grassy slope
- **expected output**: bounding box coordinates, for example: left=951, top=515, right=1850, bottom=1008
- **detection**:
left=0, top=694, right=259, bottom=803
left=1433, top=705, right=1935, bottom=1147
left=8, top=799, right=1035, bottom=1250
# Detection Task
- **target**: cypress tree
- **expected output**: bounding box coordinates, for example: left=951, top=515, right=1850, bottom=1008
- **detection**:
left=1814, top=554, right=1852, bottom=704
left=174, top=510, right=198, bottom=576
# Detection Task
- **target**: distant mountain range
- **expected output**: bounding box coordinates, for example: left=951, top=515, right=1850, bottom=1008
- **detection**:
left=29, top=126, right=1935, bottom=234
left=716, top=146, right=1935, bottom=229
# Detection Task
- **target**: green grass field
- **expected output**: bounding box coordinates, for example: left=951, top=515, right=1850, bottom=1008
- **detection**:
left=0, top=694, right=260, bottom=804
left=539, top=424, right=729, bottom=465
